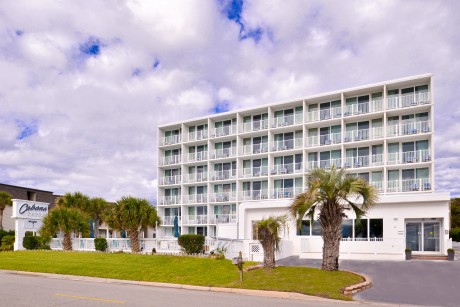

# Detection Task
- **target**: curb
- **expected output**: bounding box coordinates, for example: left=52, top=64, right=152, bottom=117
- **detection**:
left=3, top=269, right=366, bottom=304
left=342, top=271, right=373, bottom=296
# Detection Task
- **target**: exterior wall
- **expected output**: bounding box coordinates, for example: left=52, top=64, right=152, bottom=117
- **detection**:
left=2, top=206, right=14, bottom=231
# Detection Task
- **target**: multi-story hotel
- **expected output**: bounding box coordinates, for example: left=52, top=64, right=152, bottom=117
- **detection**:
left=157, top=74, right=451, bottom=260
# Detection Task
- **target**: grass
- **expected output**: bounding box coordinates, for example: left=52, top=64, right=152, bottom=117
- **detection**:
left=0, top=251, right=362, bottom=300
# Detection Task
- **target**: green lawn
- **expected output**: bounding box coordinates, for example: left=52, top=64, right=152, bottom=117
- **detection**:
left=0, top=251, right=361, bottom=300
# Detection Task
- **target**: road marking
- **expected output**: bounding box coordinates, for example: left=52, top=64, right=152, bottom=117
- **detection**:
left=55, top=293, right=125, bottom=304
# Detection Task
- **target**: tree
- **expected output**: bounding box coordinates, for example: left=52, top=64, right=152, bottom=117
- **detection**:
left=40, top=206, right=90, bottom=251
left=0, top=191, right=13, bottom=230
left=451, top=198, right=460, bottom=229
left=256, top=215, right=287, bottom=269
left=87, top=197, right=109, bottom=238
left=289, top=166, right=377, bottom=271
left=106, top=196, right=160, bottom=253
left=57, top=192, right=91, bottom=210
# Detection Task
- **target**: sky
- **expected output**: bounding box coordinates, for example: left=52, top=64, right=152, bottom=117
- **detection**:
left=0, top=0, right=459, bottom=202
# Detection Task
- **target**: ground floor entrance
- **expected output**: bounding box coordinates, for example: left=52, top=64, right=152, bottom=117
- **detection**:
left=406, top=220, right=441, bottom=253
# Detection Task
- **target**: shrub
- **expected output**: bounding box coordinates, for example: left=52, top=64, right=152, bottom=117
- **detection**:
left=405, top=248, right=411, bottom=253
left=1, top=235, right=15, bottom=251
left=23, top=236, right=39, bottom=250
left=178, top=234, right=205, bottom=254
left=152, top=248, right=156, bottom=254
left=0, top=230, right=14, bottom=243
left=450, top=228, right=460, bottom=242
left=94, top=238, right=108, bottom=252
left=448, top=248, right=455, bottom=253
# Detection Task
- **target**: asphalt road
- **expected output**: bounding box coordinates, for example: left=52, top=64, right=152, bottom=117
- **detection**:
left=0, top=270, right=368, bottom=307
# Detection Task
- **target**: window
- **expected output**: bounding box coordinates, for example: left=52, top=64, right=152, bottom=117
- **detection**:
left=369, top=219, right=383, bottom=239
left=252, top=221, right=260, bottom=240
left=297, top=220, right=311, bottom=236
left=312, top=220, right=322, bottom=236
left=342, top=220, right=353, bottom=239
left=355, top=219, right=368, bottom=240
left=27, top=191, right=36, bottom=201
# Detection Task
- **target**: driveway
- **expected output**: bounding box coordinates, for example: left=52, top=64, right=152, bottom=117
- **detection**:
left=278, top=250, right=460, bottom=307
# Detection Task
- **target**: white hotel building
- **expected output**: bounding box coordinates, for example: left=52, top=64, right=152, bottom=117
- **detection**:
left=156, top=74, right=451, bottom=260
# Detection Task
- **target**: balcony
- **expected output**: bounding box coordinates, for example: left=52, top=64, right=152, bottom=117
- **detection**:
left=240, top=143, right=269, bottom=155
left=209, top=192, right=237, bottom=202
left=387, top=150, right=431, bottom=165
left=210, top=148, right=237, bottom=159
left=270, top=163, right=303, bottom=175
left=186, top=194, right=207, bottom=204
left=344, top=127, right=383, bottom=143
left=184, top=172, right=208, bottom=183
left=240, top=166, right=269, bottom=178
left=387, top=121, right=430, bottom=137
left=344, top=99, right=383, bottom=116
left=162, top=216, right=181, bottom=226
left=160, top=135, right=181, bottom=146
left=186, top=151, right=208, bottom=163
left=271, top=138, right=303, bottom=151
left=211, top=125, right=237, bottom=138
left=306, top=161, right=318, bottom=170
left=211, top=170, right=236, bottom=181
left=241, top=119, right=269, bottom=133
left=370, top=181, right=384, bottom=193
left=209, top=214, right=237, bottom=224
left=183, top=215, right=208, bottom=225
left=344, top=156, right=369, bottom=168
left=319, top=158, right=342, bottom=169
left=159, top=155, right=181, bottom=166
left=319, top=133, right=341, bottom=146
left=159, top=195, right=181, bottom=205
left=187, top=130, right=208, bottom=142
left=305, top=136, right=319, bottom=147
left=271, top=114, right=303, bottom=128
left=159, top=175, right=182, bottom=186
left=388, top=178, right=432, bottom=193
left=388, top=92, right=430, bottom=110
left=270, top=187, right=303, bottom=199
left=241, top=189, right=269, bottom=201
left=306, top=107, right=341, bottom=122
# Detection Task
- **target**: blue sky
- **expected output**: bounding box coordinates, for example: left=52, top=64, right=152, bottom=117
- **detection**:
left=0, top=0, right=459, bottom=201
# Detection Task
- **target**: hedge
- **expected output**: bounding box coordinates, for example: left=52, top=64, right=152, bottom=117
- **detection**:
left=450, top=228, right=460, bottom=242
left=178, top=234, right=205, bottom=254
left=95, top=238, right=108, bottom=252
left=23, top=236, right=39, bottom=250
left=1, top=235, right=15, bottom=251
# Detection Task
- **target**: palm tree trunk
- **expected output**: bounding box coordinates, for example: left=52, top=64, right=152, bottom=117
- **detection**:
left=322, top=225, right=341, bottom=271
left=0, top=208, right=4, bottom=230
left=63, top=233, right=72, bottom=251
left=94, top=218, right=100, bottom=238
left=129, top=229, right=139, bottom=253
left=262, top=240, right=276, bottom=269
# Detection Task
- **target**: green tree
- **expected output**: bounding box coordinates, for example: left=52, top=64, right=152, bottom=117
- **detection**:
left=451, top=198, right=460, bottom=229
left=87, top=197, right=110, bottom=238
left=40, top=207, right=90, bottom=251
left=290, top=166, right=378, bottom=271
left=57, top=192, right=90, bottom=210
left=256, top=215, right=287, bottom=269
left=0, top=191, right=13, bottom=230
left=106, top=196, right=160, bottom=253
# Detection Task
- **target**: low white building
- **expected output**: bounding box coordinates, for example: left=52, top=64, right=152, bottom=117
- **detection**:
left=156, top=74, right=451, bottom=261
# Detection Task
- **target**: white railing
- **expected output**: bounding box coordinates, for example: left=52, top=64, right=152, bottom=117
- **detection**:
left=159, top=175, right=182, bottom=186
left=160, top=155, right=181, bottom=166
left=160, top=135, right=181, bottom=146
left=344, top=127, right=383, bottom=142
left=319, top=158, right=341, bottom=169
left=187, top=151, right=207, bottom=162
left=370, top=154, right=384, bottom=166
left=388, top=92, right=430, bottom=109
left=186, top=194, right=207, bottom=204
left=270, top=187, right=303, bottom=199
left=401, top=178, right=432, bottom=192
left=387, top=180, right=401, bottom=193
left=271, top=138, right=303, bottom=151
left=183, top=215, right=208, bottom=225
left=210, top=192, right=237, bottom=202
left=271, top=114, right=303, bottom=127
left=241, top=119, right=269, bottom=132
left=209, top=214, right=237, bottom=224
left=187, top=130, right=208, bottom=142
left=343, top=156, right=369, bottom=168
left=210, top=148, right=237, bottom=159
left=240, top=166, right=269, bottom=177
left=370, top=181, right=384, bottom=193
left=211, top=170, right=236, bottom=180
left=387, top=152, right=399, bottom=164
left=400, top=121, right=431, bottom=135
left=270, top=163, right=303, bottom=175
left=240, top=143, right=269, bottom=155
left=318, top=107, right=342, bottom=121
left=211, top=125, right=237, bottom=137
left=306, top=110, right=319, bottom=122
left=185, top=172, right=208, bottom=183
left=71, top=238, right=96, bottom=251
left=306, top=161, right=318, bottom=170
left=241, top=189, right=269, bottom=201
left=401, top=149, right=431, bottom=163
left=108, top=239, right=132, bottom=251
left=162, top=216, right=181, bottom=226
left=159, top=195, right=181, bottom=205
left=319, top=132, right=341, bottom=145
left=305, top=135, right=319, bottom=147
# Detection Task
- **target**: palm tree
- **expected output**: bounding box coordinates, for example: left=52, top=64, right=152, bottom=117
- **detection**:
left=290, top=166, right=378, bottom=271
left=57, top=192, right=90, bottom=210
left=0, top=191, right=13, bottom=230
left=106, top=196, right=160, bottom=253
left=87, top=197, right=109, bottom=238
left=256, top=215, right=287, bottom=269
left=40, top=206, right=90, bottom=251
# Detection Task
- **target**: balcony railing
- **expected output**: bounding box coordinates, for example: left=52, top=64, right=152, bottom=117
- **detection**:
left=370, top=181, right=384, bottom=193
left=388, top=178, right=432, bottom=192
left=240, top=143, right=269, bottom=155
left=162, top=216, right=181, bottom=226
left=388, top=92, right=430, bottom=109
left=305, top=135, right=319, bottom=147
left=210, top=192, right=237, bottom=202
left=319, top=158, right=342, bottom=169
left=159, top=195, right=181, bottom=205
left=270, top=163, right=303, bottom=175
left=211, top=125, right=237, bottom=137
left=240, top=166, right=269, bottom=178
left=186, top=194, right=207, bottom=204
left=187, top=130, right=208, bottom=142
left=271, top=138, right=303, bottom=151
left=387, top=121, right=430, bottom=137
left=160, top=135, right=181, bottom=146
left=320, top=132, right=341, bottom=145
left=241, top=119, right=269, bottom=133
left=186, top=151, right=208, bottom=163
left=183, top=215, right=208, bottom=225
left=159, top=175, right=182, bottom=186
left=344, top=156, right=369, bottom=168
left=241, top=189, right=269, bottom=201
left=306, top=161, right=318, bottom=170
left=209, top=214, right=237, bottom=224
left=211, top=170, right=236, bottom=181
left=344, top=127, right=383, bottom=142
left=160, top=155, right=181, bottom=166
left=210, top=147, right=237, bottom=159
left=387, top=150, right=431, bottom=165
left=185, top=172, right=208, bottom=183
left=270, top=187, right=303, bottom=199
left=271, top=114, right=303, bottom=128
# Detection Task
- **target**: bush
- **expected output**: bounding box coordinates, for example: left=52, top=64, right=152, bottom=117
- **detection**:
left=0, top=230, right=14, bottom=243
left=450, top=228, right=460, bottom=242
left=23, top=236, right=39, bottom=250
left=1, top=235, right=15, bottom=251
left=94, top=238, right=108, bottom=252
left=178, top=234, right=205, bottom=254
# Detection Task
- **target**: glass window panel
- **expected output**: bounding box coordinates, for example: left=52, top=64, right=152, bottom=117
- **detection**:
left=342, top=219, right=353, bottom=238
left=388, top=170, right=399, bottom=181
left=402, top=169, right=415, bottom=180
left=297, top=220, right=311, bottom=236
left=388, top=143, right=399, bottom=154
left=312, top=221, right=322, bottom=236
left=416, top=168, right=429, bottom=179
left=369, top=219, right=383, bottom=238
left=355, top=219, right=368, bottom=239
left=416, top=140, right=429, bottom=151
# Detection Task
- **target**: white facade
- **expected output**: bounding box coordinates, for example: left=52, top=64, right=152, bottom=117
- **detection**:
left=157, top=74, right=451, bottom=260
